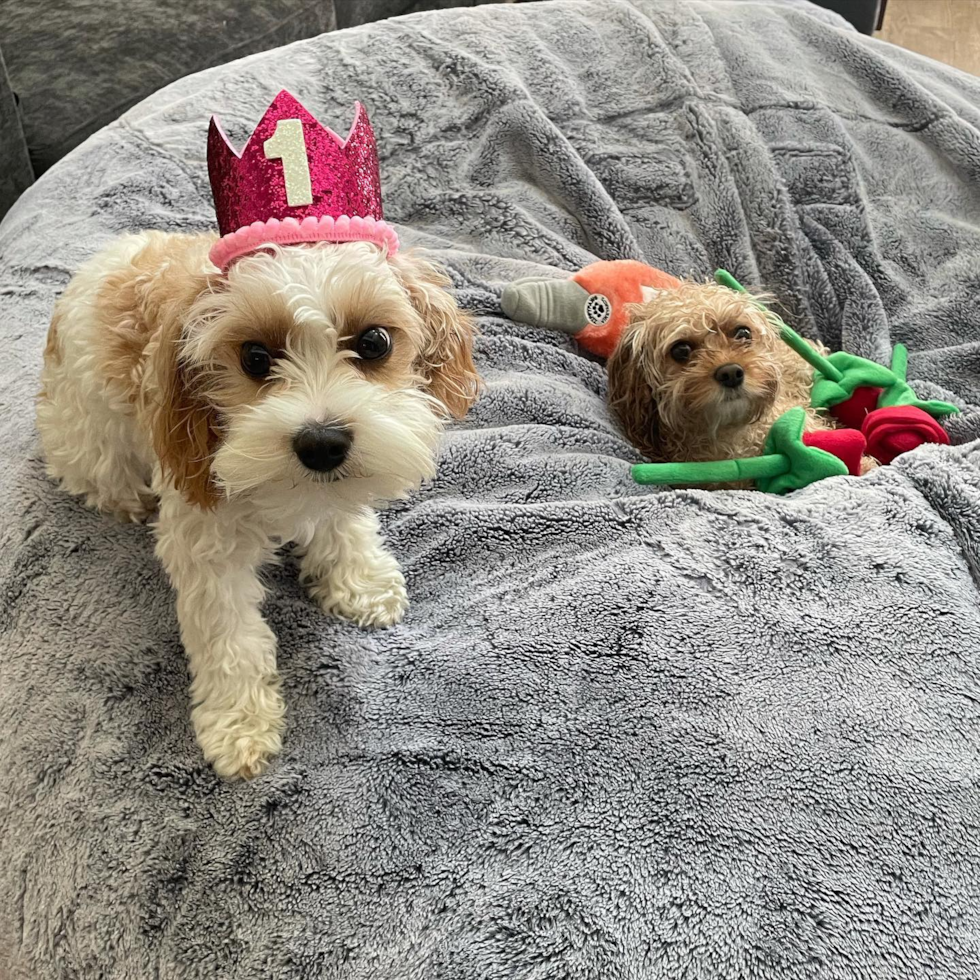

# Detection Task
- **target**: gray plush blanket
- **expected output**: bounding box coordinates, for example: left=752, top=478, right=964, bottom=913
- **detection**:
left=3, top=2, right=980, bottom=977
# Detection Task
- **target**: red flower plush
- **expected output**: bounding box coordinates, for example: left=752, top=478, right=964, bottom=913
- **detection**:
left=801, top=429, right=867, bottom=476
left=861, top=406, right=949, bottom=464
left=829, top=386, right=883, bottom=429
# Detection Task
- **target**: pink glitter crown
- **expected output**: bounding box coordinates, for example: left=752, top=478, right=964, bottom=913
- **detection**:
left=207, top=90, right=399, bottom=269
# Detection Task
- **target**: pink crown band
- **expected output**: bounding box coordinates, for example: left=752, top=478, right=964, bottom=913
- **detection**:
left=209, top=215, right=400, bottom=270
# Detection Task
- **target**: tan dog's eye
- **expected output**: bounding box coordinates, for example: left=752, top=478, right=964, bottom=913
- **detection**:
left=241, top=342, right=273, bottom=379
left=733, top=326, right=752, bottom=341
left=670, top=341, right=694, bottom=364
left=355, top=326, right=392, bottom=361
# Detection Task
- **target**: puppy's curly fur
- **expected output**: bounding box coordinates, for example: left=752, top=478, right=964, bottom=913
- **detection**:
left=38, top=231, right=479, bottom=778
left=608, top=280, right=874, bottom=474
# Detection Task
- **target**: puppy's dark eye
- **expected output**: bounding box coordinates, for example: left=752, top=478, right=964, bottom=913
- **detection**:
left=241, top=342, right=273, bottom=379
left=733, top=326, right=752, bottom=341
left=670, top=341, right=694, bottom=364
left=355, top=326, right=392, bottom=361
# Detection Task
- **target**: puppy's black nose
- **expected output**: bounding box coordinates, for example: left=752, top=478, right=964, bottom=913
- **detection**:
left=715, top=363, right=745, bottom=389
left=293, top=424, right=352, bottom=472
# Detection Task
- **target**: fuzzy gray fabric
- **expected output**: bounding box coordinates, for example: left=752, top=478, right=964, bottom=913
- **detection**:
left=3, top=1, right=980, bottom=977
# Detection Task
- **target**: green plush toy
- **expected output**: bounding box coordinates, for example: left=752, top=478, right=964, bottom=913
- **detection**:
left=632, top=407, right=849, bottom=493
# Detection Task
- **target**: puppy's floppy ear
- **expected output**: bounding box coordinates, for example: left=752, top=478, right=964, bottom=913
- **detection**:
left=147, top=311, right=222, bottom=509
left=607, top=331, right=662, bottom=461
left=391, top=252, right=480, bottom=419
left=116, top=234, right=224, bottom=508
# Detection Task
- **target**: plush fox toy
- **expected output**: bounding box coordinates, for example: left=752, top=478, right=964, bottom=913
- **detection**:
left=500, top=259, right=680, bottom=359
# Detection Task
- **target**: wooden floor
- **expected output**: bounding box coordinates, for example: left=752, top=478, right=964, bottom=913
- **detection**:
left=876, top=0, right=980, bottom=75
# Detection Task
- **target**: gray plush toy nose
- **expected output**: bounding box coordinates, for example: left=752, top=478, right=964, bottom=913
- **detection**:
left=501, top=278, right=591, bottom=334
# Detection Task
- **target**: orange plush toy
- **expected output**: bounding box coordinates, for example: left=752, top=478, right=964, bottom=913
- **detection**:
left=500, top=260, right=681, bottom=359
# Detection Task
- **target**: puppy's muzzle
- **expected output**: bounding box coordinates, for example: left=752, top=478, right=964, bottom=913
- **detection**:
left=293, top=424, right=352, bottom=473
left=714, top=363, right=745, bottom=389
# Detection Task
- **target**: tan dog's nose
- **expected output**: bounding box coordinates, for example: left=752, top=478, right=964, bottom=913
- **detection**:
left=715, top=363, right=745, bottom=389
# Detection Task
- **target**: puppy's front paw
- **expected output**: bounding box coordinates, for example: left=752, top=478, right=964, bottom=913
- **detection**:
left=193, top=680, right=285, bottom=780
left=307, top=554, right=408, bottom=628
left=87, top=486, right=157, bottom=523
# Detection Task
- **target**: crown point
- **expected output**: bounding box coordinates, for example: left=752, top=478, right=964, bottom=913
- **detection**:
left=269, top=89, right=305, bottom=115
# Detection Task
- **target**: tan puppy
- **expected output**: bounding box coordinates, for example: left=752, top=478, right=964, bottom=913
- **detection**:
left=38, top=231, right=478, bottom=778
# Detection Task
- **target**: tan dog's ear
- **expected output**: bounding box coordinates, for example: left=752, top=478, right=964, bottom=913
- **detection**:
left=392, top=252, right=480, bottom=419
left=607, top=333, right=662, bottom=461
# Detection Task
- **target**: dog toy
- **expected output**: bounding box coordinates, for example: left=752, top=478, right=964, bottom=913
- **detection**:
left=500, top=260, right=680, bottom=359
left=207, top=90, right=399, bottom=270
left=632, top=408, right=865, bottom=494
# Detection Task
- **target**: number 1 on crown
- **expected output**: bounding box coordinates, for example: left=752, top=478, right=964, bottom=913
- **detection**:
left=263, top=119, right=313, bottom=207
